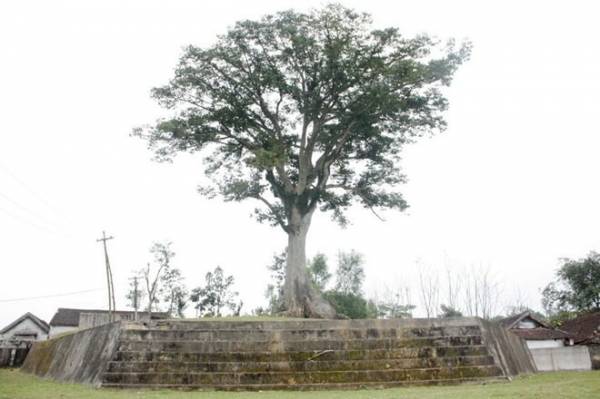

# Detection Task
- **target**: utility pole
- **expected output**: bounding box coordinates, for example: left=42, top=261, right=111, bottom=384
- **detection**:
left=97, top=231, right=115, bottom=322
left=132, top=276, right=139, bottom=321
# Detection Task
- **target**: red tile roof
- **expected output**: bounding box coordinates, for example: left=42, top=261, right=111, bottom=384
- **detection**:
left=560, top=312, right=600, bottom=344
left=509, top=327, right=571, bottom=340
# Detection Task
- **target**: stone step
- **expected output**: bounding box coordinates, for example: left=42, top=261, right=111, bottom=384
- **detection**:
left=106, top=355, right=496, bottom=373
left=102, top=365, right=504, bottom=386
left=119, top=325, right=482, bottom=342
left=139, top=318, right=482, bottom=332
left=117, top=335, right=483, bottom=353
left=114, top=344, right=491, bottom=363
left=101, top=376, right=509, bottom=391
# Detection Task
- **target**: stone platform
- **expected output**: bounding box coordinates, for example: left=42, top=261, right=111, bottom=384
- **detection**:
left=21, top=318, right=536, bottom=390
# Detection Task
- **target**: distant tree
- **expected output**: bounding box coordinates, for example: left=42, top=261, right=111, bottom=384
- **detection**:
left=191, top=266, right=240, bottom=317
left=542, top=252, right=600, bottom=315
left=546, top=310, right=578, bottom=328
left=160, top=267, right=188, bottom=318
left=134, top=4, right=471, bottom=317
left=366, top=299, right=380, bottom=319
left=322, top=250, right=369, bottom=318
left=462, top=265, right=500, bottom=320
left=418, top=263, right=439, bottom=319
left=308, top=253, right=331, bottom=291
left=541, top=282, right=566, bottom=315
left=444, top=267, right=462, bottom=315
left=125, top=274, right=146, bottom=319
left=264, top=251, right=286, bottom=314
left=372, top=286, right=415, bottom=319
left=140, top=241, right=175, bottom=317
left=335, top=250, right=365, bottom=295
left=505, top=286, right=530, bottom=316
left=439, top=304, right=463, bottom=318
left=375, top=301, right=415, bottom=319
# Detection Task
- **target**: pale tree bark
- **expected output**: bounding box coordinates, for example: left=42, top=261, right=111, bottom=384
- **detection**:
left=283, top=206, right=337, bottom=318
left=143, top=262, right=166, bottom=319
left=418, top=263, right=440, bottom=319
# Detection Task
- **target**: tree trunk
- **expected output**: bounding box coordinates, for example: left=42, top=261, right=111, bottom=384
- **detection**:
left=283, top=207, right=337, bottom=318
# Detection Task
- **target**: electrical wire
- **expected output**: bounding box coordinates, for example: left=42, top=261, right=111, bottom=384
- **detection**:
left=0, top=203, right=67, bottom=238
left=0, top=160, right=70, bottom=223
left=0, top=190, right=63, bottom=232
left=0, top=288, right=104, bottom=303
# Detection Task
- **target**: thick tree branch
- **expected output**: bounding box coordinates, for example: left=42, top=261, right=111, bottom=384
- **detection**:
left=253, top=194, right=290, bottom=233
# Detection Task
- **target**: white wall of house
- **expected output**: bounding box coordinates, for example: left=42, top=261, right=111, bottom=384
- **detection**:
left=78, top=312, right=146, bottom=330
left=526, top=339, right=564, bottom=349
left=48, top=326, right=78, bottom=338
left=517, top=320, right=538, bottom=329
left=1, top=318, right=47, bottom=341
left=530, top=346, right=592, bottom=371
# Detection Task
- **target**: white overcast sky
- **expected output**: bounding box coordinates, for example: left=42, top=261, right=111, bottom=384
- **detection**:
left=1, top=0, right=600, bottom=327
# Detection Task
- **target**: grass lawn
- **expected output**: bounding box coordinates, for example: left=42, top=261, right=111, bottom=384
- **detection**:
left=1, top=369, right=600, bottom=399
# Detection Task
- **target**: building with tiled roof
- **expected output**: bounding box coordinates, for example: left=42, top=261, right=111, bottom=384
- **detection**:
left=49, top=308, right=169, bottom=338
left=0, top=312, right=49, bottom=343
left=559, top=312, right=600, bottom=345
left=500, top=311, right=573, bottom=349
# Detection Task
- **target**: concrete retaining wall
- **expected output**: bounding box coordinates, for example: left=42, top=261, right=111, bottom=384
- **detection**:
left=20, top=317, right=536, bottom=389
left=479, top=319, right=537, bottom=376
left=21, top=322, right=121, bottom=386
left=586, top=345, right=600, bottom=370
left=530, top=346, right=591, bottom=371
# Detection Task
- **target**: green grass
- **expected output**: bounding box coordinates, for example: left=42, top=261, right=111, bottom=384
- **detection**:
left=1, top=369, right=600, bottom=399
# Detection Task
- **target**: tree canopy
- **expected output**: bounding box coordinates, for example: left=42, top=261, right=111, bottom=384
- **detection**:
left=334, top=250, right=365, bottom=294
left=542, top=252, right=600, bottom=315
left=308, top=253, right=331, bottom=291
left=135, top=4, right=470, bottom=317
left=135, top=4, right=471, bottom=230
left=190, top=266, right=240, bottom=317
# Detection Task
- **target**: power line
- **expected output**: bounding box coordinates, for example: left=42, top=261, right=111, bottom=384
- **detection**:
left=0, top=203, right=68, bottom=238
left=0, top=288, right=104, bottom=303
left=0, top=160, right=70, bottom=223
left=0, top=189, right=64, bottom=232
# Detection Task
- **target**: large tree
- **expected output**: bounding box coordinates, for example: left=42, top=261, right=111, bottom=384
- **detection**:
left=135, top=4, right=470, bottom=317
left=542, top=252, right=600, bottom=315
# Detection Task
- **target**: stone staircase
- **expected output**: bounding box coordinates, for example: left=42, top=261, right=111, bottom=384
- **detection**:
left=100, top=319, right=508, bottom=390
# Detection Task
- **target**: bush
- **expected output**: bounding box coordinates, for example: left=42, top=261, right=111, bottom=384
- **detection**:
left=324, top=291, right=369, bottom=319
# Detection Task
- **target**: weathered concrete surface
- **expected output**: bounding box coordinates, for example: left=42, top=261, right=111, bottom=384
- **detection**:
left=21, top=322, right=120, bottom=386
left=0, top=347, right=30, bottom=367
left=530, top=346, right=592, bottom=371
left=479, top=319, right=537, bottom=376
left=144, top=317, right=484, bottom=331
left=21, top=317, right=535, bottom=390
left=589, top=345, right=600, bottom=370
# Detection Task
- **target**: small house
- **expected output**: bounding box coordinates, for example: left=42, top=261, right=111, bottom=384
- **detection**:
left=49, top=308, right=169, bottom=338
left=0, top=313, right=49, bottom=367
left=499, top=311, right=593, bottom=371
left=560, top=312, right=600, bottom=369
left=500, top=311, right=573, bottom=349
left=0, top=313, right=49, bottom=343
